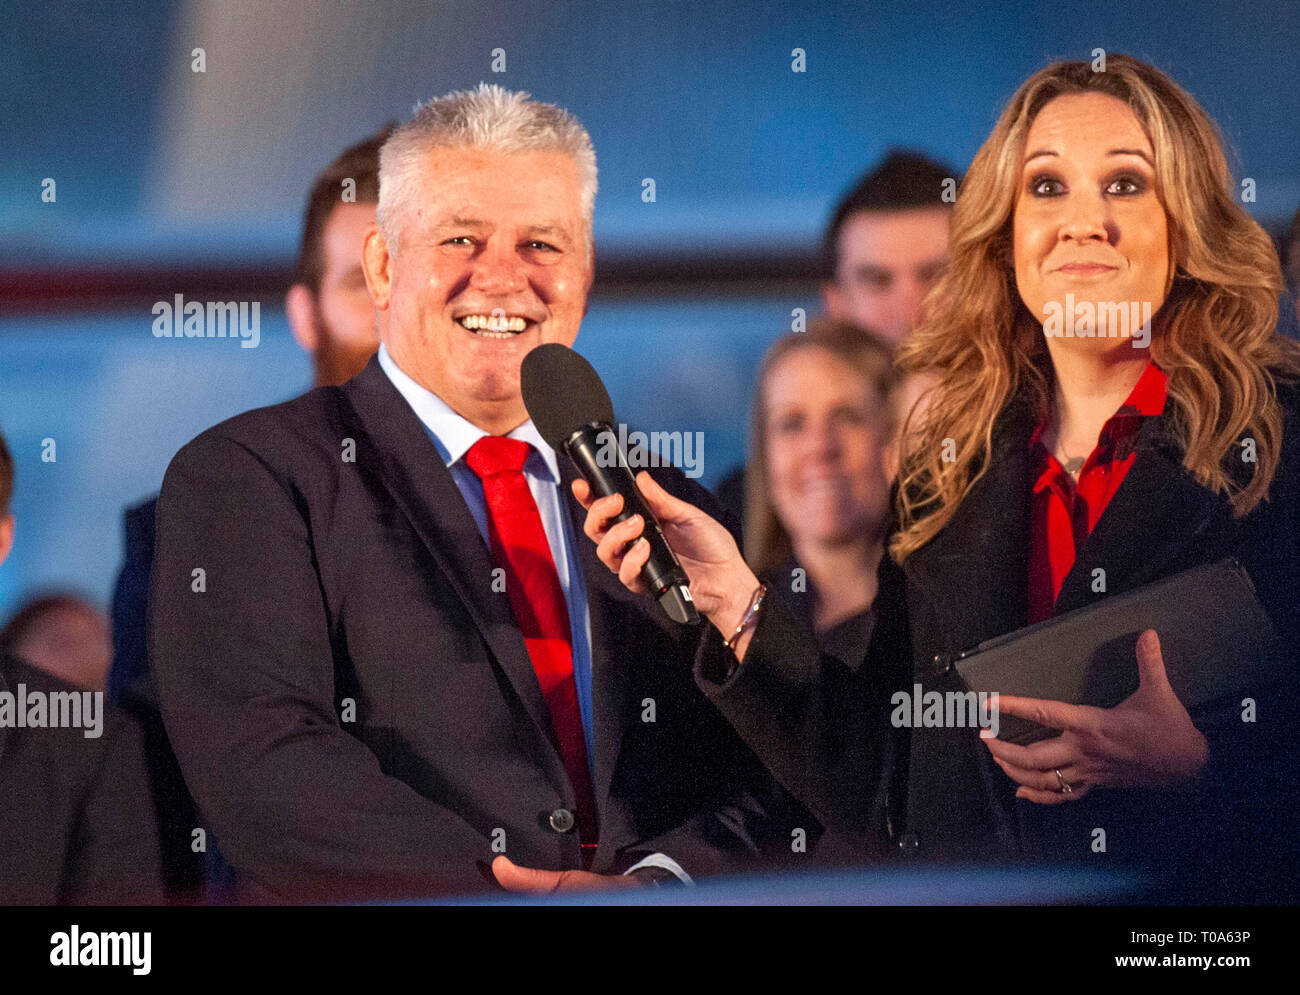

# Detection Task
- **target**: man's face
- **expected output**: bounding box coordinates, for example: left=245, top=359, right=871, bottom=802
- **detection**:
left=313, top=202, right=381, bottom=385
left=364, top=146, right=592, bottom=433
left=824, top=206, right=950, bottom=344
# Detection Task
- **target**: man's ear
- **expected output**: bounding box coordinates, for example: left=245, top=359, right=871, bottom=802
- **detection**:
left=0, top=514, right=14, bottom=570
left=285, top=284, right=320, bottom=354
left=362, top=225, right=393, bottom=312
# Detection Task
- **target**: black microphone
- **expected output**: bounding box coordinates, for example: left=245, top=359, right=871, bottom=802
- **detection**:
left=521, top=343, right=700, bottom=625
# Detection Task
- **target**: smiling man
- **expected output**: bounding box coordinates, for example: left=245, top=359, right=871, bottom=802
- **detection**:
left=364, top=133, right=593, bottom=432
left=150, top=85, right=807, bottom=901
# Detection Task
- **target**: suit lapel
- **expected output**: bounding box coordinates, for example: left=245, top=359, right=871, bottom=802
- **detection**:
left=340, top=359, right=567, bottom=789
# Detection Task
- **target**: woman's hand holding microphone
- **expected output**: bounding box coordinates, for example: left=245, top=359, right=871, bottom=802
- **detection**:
left=572, top=472, right=764, bottom=661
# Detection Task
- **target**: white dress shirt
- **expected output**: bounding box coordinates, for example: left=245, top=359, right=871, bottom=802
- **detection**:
left=376, top=344, right=690, bottom=884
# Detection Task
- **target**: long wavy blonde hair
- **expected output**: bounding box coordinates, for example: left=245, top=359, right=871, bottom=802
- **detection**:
left=892, top=54, right=1300, bottom=562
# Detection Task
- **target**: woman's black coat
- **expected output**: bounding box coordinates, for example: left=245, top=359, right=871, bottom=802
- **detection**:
left=697, top=375, right=1300, bottom=896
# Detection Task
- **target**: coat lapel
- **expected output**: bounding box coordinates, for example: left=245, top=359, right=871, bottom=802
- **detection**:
left=1055, top=410, right=1232, bottom=612
left=340, top=359, right=568, bottom=791
left=905, top=391, right=1235, bottom=633
left=902, top=396, right=1038, bottom=654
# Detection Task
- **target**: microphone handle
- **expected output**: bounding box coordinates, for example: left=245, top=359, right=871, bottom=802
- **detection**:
left=564, top=423, right=700, bottom=624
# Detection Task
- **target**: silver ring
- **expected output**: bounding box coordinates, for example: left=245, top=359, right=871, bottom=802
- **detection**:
left=1055, top=768, right=1074, bottom=794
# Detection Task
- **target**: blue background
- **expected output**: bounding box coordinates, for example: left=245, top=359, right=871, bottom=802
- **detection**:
left=2, top=0, right=1297, bottom=616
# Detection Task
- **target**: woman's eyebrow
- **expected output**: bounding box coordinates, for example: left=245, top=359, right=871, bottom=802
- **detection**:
left=1107, top=148, right=1155, bottom=166
left=1021, top=147, right=1154, bottom=167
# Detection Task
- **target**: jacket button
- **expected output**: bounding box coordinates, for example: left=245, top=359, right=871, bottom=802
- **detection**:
left=897, top=832, right=919, bottom=855
left=548, top=808, right=576, bottom=833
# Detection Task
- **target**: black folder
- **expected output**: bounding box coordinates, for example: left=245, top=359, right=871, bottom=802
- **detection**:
left=953, top=559, right=1282, bottom=744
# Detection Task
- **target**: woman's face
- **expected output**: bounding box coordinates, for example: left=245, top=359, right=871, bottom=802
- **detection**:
left=763, top=346, right=890, bottom=551
left=1013, top=92, right=1170, bottom=351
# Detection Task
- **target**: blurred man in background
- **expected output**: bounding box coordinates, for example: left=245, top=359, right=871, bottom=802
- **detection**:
left=284, top=127, right=396, bottom=386
left=716, top=150, right=957, bottom=529
left=0, top=426, right=162, bottom=904
left=821, top=150, right=955, bottom=343
left=108, top=125, right=392, bottom=900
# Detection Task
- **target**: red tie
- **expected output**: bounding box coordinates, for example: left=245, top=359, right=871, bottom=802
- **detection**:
left=465, top=436, right=597, bottom=848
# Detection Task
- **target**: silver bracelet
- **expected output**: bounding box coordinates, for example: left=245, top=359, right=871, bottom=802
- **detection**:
left=723, top=584, right=767, bottom=654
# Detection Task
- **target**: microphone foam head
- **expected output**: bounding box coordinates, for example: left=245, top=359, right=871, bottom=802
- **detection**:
left=521, top=343, right=616, bottom=451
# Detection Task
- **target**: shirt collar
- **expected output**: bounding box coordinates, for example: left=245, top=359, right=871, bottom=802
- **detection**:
left=1029, top=359, right=1168, bottom=487
left=1115, top=358, right=1168, bottom=419
left=376, top=343, right=560, bottom=482
left=1031, top=359, right=1167, bottom=442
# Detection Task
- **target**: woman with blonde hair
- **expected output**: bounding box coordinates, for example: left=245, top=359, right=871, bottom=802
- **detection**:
left=575, top=54, right=1300, bottom=892
left=743, top=318, right=896, bottom=663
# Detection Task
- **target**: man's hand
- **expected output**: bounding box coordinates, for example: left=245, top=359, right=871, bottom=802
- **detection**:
left=983, top=629, right=1209, bottom=804
left=491, top=855, right=642, bottom=894
left=572, top=472, right=760, bottom=651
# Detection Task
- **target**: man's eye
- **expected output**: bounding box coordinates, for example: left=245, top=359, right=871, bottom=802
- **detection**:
left=918, top=262, right=948, bottom=286
left=1029, top=175, right=1064, bottom=197
left=525, top=240, right=558, bottom=252
left=852, top=271, right=891, bottom=290
left=833, top=407, right=869, bottom=426
left=443, top=236, right=475, bottom=246
left=774, top=416, right=804, bottom=434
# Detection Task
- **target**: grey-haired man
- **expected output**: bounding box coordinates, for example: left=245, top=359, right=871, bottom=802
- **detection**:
left=151, top=85, right=813, bottom=901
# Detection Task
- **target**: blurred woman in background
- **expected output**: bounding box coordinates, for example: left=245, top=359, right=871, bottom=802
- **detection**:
left=744, top=319, right=896, bottom=663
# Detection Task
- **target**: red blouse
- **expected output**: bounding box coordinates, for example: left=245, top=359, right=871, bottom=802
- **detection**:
left=1027, top=361, right=1168, bottom=623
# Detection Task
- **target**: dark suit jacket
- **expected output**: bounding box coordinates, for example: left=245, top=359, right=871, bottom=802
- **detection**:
left=0, top=654, right=163, bottom=904
left=699, top=372, right=1300, bottom=899
left=150, top=356, right=809, bottom=901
